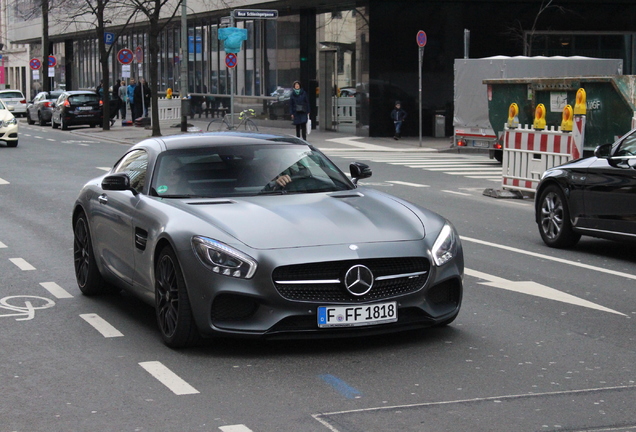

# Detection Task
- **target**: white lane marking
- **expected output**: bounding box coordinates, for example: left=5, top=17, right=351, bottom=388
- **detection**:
left=312, top=384, right=636, bottom=429
left=0, top=241, right=7, bottom=248
left=444, top=172, right=501, bottom=176
left=46, top=139, right=55, bottom=142
left=219, top=426, right=254, bottom=432
left=465, top=268, right=625, bottom=316
left=442, top=190, right=471, bottom=196
left=139, top=361, right=200, bottom=395
left=465, top=176, right=501, bottom=179
left=428, top=167, right=502, bottom=171
left=97, top=167, right=111, bottom=171
left=40, top=282, right=73, bottom=299
left=80, top=313, right=124, bottom=337
left=462, top=236, right=636, bottom=281
left=386, top=181, right=429, bottom=188
left=0, top=178, right=9, bottom=185
left=9, top=258, right=36, bottom=271
left=326, top=137, right=393, bottom=151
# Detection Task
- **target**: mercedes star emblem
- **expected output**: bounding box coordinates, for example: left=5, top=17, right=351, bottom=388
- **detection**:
left=344, top=264, right=374, bottom=296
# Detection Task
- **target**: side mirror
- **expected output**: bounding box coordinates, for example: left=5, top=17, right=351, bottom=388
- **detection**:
left=594, top=143, right=612, bottom=159
left=102, top=173, right=138, bottom=195
left=350, top=162, right=372, bottom=185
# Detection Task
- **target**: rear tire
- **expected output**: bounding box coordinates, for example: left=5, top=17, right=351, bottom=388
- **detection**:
left=38, top=112, right=47, bottom=126
left=245, top=118, right=258, bottom=131
left=155, top=246, right=200, bottom=348
left=52, top=117, right=59, bottom=129
left=26, top=113, right=34, bottom=125
left=537, top=185, right=581, bottom=248
left=73, top=213, right=108, bottom=295
left=61, top=117, right=68, bottom=130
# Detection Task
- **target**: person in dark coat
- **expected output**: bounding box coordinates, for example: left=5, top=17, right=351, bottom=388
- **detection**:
left=390, top=100, right=407, bottom=139
left=112, top=79, right=121, bottom=119
left=133, top=78, right=151, bottom=119
left=289, top=80, right=310, bottom=140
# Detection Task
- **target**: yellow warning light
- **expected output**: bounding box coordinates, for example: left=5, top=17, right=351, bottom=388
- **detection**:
left=574, top=88, right=587, bottom=115
left=533, top=103, right=546, bottom=130
left=507, top=103, right=519, bottom=128
left=561, top=104, right=573, bottom=132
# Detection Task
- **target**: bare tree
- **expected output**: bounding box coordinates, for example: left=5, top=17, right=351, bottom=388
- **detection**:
left=504, top=0, right=571, bottom=55
left=128, top=0, right=182, bottom=136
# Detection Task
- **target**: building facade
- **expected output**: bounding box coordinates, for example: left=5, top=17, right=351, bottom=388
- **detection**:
left=7, top=0, right=636, bottom=137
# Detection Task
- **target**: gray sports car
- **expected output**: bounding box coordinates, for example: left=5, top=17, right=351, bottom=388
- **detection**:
left=73, top=133, right=464, bottom=348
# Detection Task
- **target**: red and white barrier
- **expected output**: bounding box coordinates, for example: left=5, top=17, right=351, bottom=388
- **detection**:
left=501, top=117, right=585, bottom=193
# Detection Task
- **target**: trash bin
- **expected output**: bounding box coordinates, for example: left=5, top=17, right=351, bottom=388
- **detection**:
left=434, top=114, right=445, bottom=137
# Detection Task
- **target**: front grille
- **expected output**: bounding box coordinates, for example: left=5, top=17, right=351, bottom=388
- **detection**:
left=273, top=257, right=430, bottom=303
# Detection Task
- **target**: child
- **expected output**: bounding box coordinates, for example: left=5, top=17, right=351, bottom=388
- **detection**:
left=390, top=101, right=407, bottom=140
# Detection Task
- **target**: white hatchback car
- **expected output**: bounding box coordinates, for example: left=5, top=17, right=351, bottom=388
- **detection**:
left=0, top=99, right=19, bottom=147
left=0, top=89, right=27, bottom=117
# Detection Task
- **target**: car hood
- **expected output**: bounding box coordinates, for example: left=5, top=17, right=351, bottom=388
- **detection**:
left=0, top=110, right=15, bottom=122
left=172, top=189, right=426, bottom=249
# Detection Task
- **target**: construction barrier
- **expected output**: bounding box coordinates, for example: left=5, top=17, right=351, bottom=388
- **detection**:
left=157, top=97, right=181, bottom=120
left=333, top=97, right=356, bottom=134
left=501, top=90, right=586, bottom=194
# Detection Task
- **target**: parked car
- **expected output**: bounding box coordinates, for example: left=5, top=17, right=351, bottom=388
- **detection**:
left=72, top=132, right=464, bottom=347
left=51, top=90, right=102, bottom=130
left=0, top=89, right=27, bottom=117
left=0, top=99, right=18, bottom=147
left=26, top=90, right=65, bottom=126
left=268, top=87, right=292, bottom=120
left=535, top=127, right=636, bottom=248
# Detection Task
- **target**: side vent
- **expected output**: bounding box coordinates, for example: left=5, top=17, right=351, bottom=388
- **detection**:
left=188, top=200, right=236, bottom=206
left=135, top=228, right=148, bottom=251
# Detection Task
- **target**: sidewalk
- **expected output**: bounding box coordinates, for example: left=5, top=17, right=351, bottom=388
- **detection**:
left=68, top=116, right=488, bottom=154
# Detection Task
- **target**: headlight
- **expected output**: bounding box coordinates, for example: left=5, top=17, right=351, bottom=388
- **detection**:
left=431, top=223, right=458, bottom=267
left=1, top=118, right=17, bottom=127
left=192, top=236, right=257, bottom=279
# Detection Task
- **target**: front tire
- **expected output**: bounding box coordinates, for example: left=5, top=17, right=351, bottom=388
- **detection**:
left=27, top=113, right=34, bottom=125
left=73, top=213, right=108, bottom=295
left=61, top=117, right=68, bottom=130
left=155, top=246, right=200, bottom=348
left=537, top=185, right=581, bottom=248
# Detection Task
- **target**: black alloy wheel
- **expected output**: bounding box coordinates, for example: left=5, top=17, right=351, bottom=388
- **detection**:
left=538, top=185, right=581, bottom=248
left=155, top=246, right=199, bottom=348
left=73, top=213, right=108, bottom=295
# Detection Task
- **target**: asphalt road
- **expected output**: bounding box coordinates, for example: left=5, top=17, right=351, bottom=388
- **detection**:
left=1, top=124, right=635, bottom=432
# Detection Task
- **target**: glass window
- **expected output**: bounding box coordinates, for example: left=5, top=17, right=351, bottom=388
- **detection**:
left=114, top=150, right=148, bottom=191
left=617, top=130, right=636, bottom=156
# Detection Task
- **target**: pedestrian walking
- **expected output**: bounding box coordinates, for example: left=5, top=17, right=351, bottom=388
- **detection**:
left=118, top=80, right=128, bottom=120
left=112, top=79, right=121, bottom=119
left=290, top=80, right=310, bottom=140
left=390, top=101, right=407, bottom=140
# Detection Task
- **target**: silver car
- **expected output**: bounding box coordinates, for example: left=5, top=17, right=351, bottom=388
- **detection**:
left=73, top=133, right=464, bottom=348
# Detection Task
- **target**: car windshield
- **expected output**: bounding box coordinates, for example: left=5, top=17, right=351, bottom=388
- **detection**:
left=151, top=144, right=354, bottom=198
left=69, top=94, right=100, bottom=104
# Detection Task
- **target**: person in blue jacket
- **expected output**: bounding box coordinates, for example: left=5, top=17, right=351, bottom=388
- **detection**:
left=127, top=78, right=136, bottom=120
left=289, top=80, right=310, bottom=140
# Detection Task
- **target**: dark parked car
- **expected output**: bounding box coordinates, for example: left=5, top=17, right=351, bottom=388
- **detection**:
left=26, top=90, right=64, bottom=126
left=51, top=90, right=102, bottom=130
left=73, top=132, right=464, bottom=348
left=536, top=127, right=636, bottom=248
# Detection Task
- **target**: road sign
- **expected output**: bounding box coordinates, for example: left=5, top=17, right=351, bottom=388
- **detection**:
left=48, top=55, right=57, bottom=67
left=225, top=53, right=237, bottom=68
left=117, top=48, right=133, bottom=65
left=30, top=58, right=42, bottom=70
left=104, top=32, right=115, bottom=45
left=135, top=46, right=143, bottom=63
left=233, top=9, right=278, bottom=19
left=417, top=30, right=427, bottom=47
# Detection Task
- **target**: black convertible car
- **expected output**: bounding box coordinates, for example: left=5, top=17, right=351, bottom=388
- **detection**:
left=536, top=127, right=636, bottom=248
left=73, top=132, right=464, bottom=347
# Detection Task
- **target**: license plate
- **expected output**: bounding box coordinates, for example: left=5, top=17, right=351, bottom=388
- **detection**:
left=78, top=106, right=93, bottom=111
left=471, top=140, right=489, bottom=148
left=318, top=301, right=397, bottom=328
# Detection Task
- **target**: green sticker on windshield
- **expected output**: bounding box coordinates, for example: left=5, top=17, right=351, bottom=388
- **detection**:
left=157, top=185, right=168, bottom=194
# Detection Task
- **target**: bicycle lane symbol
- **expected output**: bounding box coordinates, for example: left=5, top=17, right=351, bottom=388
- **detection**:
left=0, top=296, right=55, bottom=321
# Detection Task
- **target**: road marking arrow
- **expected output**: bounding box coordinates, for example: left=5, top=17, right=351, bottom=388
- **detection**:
left=465, top=268, right=626, bottom=316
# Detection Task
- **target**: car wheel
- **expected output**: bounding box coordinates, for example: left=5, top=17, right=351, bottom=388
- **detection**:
left=61, top=117, right=68, bottom=130
left=537, top=185, right=581, bottom=248
left=155, top=245, right=200, bottom=348
left=26, top=112, right=34, bottom=125
left=38, top=112, right=47, bottom=126
left=73, top=213, right=109, bottom=295
left=52, top=116, right=58, bottom=129
left=493, top=150, right=503, bottom=163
